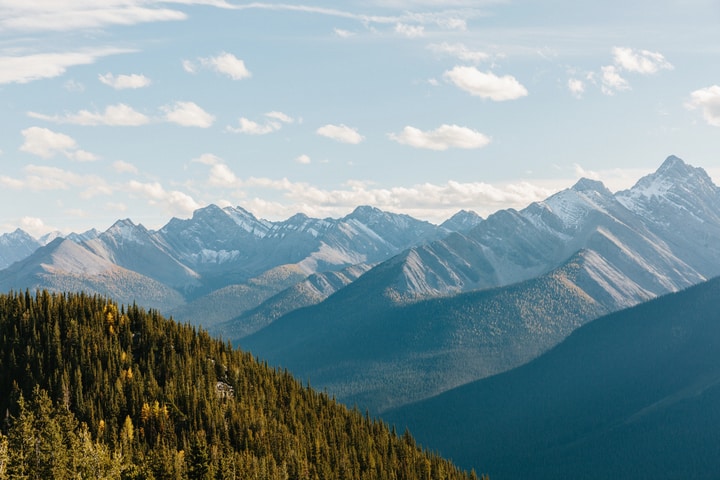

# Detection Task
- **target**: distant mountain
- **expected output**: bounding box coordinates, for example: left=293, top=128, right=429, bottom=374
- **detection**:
left=0, top=238, right=184, bottom=311
left=0, top=228, right=41, bottom=270
left=212, top=262, right=373, bottom=340
left=0, top=204, right=455, bottom=324
left=239, top=156, right=720, bottom=411
left=240, top=251, right=611, bottom=412
left=385, top=275, right=720, bottom=479
left=439, top=209, right=483, bottom=232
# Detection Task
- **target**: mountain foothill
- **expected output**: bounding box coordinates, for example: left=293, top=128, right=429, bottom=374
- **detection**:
left=1, top=155, right=720, bottom=478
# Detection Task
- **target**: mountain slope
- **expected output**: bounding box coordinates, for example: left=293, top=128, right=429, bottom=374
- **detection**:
left=240, top=251, right=609, bottom=412
left=0, top=238, right=184, bottom=311
left=0, top=290, right=478, bottom=480
left=213, top=262, right=373, bottom=340
left=385, top=275, right=720, bottom=479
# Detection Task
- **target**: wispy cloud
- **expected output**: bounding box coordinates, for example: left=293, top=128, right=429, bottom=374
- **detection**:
left=196, top=160, right=556, bottom=222
left=113, top=161, right=139, bottom=174
left=685, top=85, right=720, bottom=127
left=395, top=23, right=425, bottom=37
left=20, top=127, right=98, bottom=161
left=28, top=104, right=150, bottom=126
left=567, top=78, right=585, bottom=98
left=183, top=52, right=251, bottom=80
left=612, top=47, right=673, bottom=75
left=162, top=101, right=215, bottom=128
left=389, top=124, right=491, bottom=150
left=600, top=65, right=629, bottom=95
left=0, top=48, right=133, bottom=85
left=0, top=164, right=111, bottom=198
left=127, top=180, right=200, bottom=216
left=99, top=72, right=152, bottom=89
left=0, top=1, right=187, bottom=32
left=599, top=47, right=672, bottom=96
left=316, top=124, right=364, bottom=144
left=226, top=111, right=294, bottom=135
left=443, top=66, right=528, bottom=101
left=427, top=42, right=488, bottom=63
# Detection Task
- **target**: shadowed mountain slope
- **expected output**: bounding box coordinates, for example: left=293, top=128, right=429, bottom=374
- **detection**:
left=385, top=275, right=720, bottom=479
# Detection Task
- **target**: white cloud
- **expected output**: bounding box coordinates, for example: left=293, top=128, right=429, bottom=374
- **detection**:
left=192, top=153, right=223, bottom=165
left=295, top=154, right=311, bottom=164
left=20, top=127, right=97, bottom=161
left=334, top=28, right=355, bottom=38
left=612, top=47, right=673, bottom=75
left=0, top=1, right=189, bottom=32
left=568, top=78, right=585, bottom=98
left=685, top=85, right=720, bottom=127
left=428, top=42, right=488, bottom=63
left=185, top=52, right=251, bottom=80
left=601, top=65, right=630, bottom=95
left=443, top=66, right=528, bottom=101
left=395, top=23, right=424, bottom=37
left=182, top=59, right=196, bottom=74
left=127, top=180, right=200, bottom=216
left=64, top=79, right=85, bottom=92
left=1, top=164, right=111, bottom=198
left=0, top=48, right=133, bottom=85
left=162, top=101, right=215, bottom=128
left=389, top=124, right=491, bottom=150
left=28, top=103, right=150, bottom=126
left=208, top=164, right=239, bottom=187
left=265, top=111, right=294, bottom=124
left=99, top=72, right=152, bottom=89
left=20, top=127, right=76, bottom=159
left=316, top=124, right=364, bottom=144
left=228, top=118, right=278, bottom=135
left=227, top=112, right=293, bottom=135
left=113, top=160, right=139, bottom=174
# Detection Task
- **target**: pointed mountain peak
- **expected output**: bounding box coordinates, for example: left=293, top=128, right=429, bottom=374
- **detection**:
left=346, top=205, right=385, bottom=221
left=657, top=155, right=688, bottom=174
left=625, top=156, right=714, bottom=195
left=441, top=210, right=483, bottom=232
left=571, top=177, right=612, bottom=195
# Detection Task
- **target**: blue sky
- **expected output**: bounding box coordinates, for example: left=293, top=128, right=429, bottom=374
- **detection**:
left=1, top=0, right=719, bottom=236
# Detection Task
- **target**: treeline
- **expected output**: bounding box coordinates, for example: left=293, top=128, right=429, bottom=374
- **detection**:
left=0, top=290, right=484, bottom=479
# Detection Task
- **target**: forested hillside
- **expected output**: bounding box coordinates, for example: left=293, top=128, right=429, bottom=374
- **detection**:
left=0, top=290, right=481, bottom=480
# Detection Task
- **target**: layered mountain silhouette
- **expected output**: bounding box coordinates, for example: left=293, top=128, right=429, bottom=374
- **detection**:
left=239, top=156, right=720, bottom=411
left=1, top=155, right=719, bottom=414
left=384, top=275, right=720, bottom=479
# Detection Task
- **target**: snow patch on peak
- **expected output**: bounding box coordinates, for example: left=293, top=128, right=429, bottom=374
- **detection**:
left=106, top=219, right=144, bottom=243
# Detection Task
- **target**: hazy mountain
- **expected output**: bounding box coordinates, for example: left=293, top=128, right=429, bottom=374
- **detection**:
left=385, top=275, right=720, bottom=479
left=439, top=210, right=483, bottom=232
left=240, top=251, right=609, bottom=412
left=167, top=264, right=308, bottom=328
left=0, top=204, right=453, bottom=325
left=213, top=262, right=373, bottom=340
left=0, top=238, right=184, bottom=311
left=0, top=228, right=41, bottom=270
left=82, top=218, right=202, bottom=291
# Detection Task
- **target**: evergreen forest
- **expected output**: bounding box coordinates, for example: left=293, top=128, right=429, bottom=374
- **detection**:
left=0, top=290, right=483, bottom=479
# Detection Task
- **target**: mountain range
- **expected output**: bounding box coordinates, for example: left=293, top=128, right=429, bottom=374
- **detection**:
left=239, top=155, right=720, bottom=411
left=1, top=155, right=719, bottom=415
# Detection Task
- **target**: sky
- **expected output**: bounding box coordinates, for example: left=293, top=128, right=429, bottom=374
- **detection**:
left=1, top=0, right=719, bottom=236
